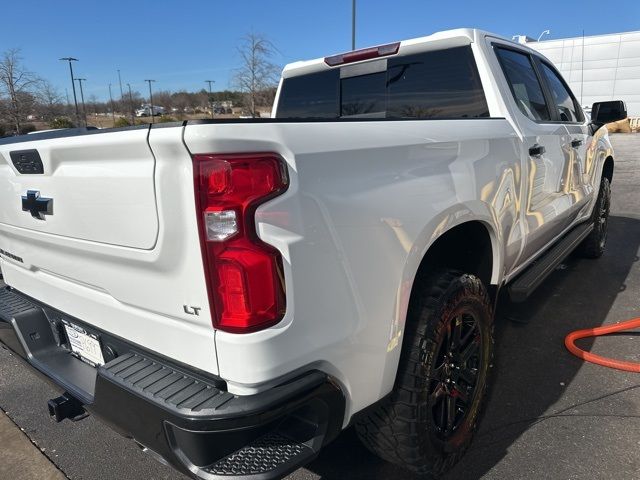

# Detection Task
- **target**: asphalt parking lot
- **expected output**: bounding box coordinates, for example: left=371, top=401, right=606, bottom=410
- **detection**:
left=1, top=133, right=639, bottom=480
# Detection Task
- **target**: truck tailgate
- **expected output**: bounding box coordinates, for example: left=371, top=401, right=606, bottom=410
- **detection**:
left=0, top=128, right=158, bottom=249
left=0, top=126, right=217, bottom=375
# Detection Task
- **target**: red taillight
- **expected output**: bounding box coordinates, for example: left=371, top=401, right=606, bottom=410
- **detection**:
left=324, top=42, right=400, bottom=66
left=193, top=153, right=288, bottom=333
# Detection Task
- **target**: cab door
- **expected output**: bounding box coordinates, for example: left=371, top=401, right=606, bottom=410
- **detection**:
left=535, top=59, right=592, bottom=219
left=493, top=45, right=575, bottom=263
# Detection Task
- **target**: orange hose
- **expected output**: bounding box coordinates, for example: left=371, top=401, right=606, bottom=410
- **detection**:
left=565, top=317, right=640, bottom=372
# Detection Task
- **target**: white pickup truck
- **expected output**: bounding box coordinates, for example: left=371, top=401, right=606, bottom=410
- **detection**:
left=136, top=104, right=166, bottom=117
left=0, top=29, right=626, bottom=479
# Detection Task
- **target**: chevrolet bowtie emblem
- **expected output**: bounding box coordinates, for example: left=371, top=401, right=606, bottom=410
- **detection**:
left=21, top=190, right=53, bottom=220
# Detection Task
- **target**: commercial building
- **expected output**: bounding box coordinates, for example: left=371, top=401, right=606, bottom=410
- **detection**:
left=517, top=31, right=640, bottom=116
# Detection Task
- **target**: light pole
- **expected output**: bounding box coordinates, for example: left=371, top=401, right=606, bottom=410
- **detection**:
left=205, top=80, right=215, bottom=119
left=144, top=79, right=156, bottom=123
left=127, top=83, right=135, bottom=125
left=75, top=78, right=87, bottom=127
left=537, top=30, right=550, bottom=41
left=117, top=69, right=124, bottom=98
left=108, top=83, right=116, bottom=127
left=351, top=0, right=356, bottom=50
left=60, top=57, right=80, bottom=126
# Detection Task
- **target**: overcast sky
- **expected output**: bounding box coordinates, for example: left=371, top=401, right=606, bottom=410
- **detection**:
left=1, top=0, right=638, bottom=101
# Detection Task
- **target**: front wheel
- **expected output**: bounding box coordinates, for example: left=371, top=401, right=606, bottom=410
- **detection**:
left=356, top=270, right=494, bottom=477
left=578, top=176, right=611, bottom=259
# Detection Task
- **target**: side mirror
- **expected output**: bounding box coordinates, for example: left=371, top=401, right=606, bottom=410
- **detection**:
left=591, top=100, right=627, bottom=126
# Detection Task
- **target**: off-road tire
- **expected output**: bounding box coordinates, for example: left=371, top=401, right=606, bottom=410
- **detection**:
left=355, top=270, right=494, bottom=477
left=578, top=176, right=611, bottom=259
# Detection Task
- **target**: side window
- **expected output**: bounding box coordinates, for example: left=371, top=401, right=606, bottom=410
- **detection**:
left=495, top=47, right=551, bottom=122
left=539, top=62, right=583, bottom=123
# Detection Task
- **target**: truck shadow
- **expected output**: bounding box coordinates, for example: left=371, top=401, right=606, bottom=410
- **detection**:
left=298, top=215, right=640, bottom=480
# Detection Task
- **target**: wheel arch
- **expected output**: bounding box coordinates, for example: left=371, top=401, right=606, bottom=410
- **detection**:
left=412, top=220, right=497, bottom=290
left=372, top=215, right=500, bottom=425
left=378, top=212, right=502, bottom=398
left=395, top=212, right=502, bottom=341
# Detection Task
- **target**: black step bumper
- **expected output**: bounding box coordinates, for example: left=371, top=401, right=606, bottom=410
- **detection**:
left=0, top=286, right=345, bottom=479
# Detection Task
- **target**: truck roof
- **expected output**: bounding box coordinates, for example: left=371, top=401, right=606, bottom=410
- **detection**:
left=281, top=28, right=535, bottom=79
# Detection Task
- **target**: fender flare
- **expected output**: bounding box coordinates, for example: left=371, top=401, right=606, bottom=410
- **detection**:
left=379, top=203, right=502, bottom=394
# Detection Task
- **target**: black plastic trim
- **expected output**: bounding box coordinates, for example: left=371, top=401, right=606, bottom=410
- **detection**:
left=508, top=222, right=593, bottom=302
left=2, top=287, right=227, bottom=390
left=10, top=149, right=44, bottom=174
left=0, top=288, right=96, bottom=402
left=0, top=286, right=346, bottom=479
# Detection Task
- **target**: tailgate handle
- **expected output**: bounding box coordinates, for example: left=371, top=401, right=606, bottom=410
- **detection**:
left=10, top=149, right=44, bottom=174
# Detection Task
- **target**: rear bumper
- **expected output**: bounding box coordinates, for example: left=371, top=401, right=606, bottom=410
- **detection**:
left=0, top=285, right=345, bottom=479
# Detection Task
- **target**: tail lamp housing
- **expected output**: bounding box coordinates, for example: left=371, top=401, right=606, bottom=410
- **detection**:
left=193, top=153, right=288, bottom=333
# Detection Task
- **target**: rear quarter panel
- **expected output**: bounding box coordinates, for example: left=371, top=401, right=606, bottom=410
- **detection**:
left=184, top=119, right=522, bottom=420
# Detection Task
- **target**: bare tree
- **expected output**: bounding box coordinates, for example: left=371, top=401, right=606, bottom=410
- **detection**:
left=233, top=33, right=280, bottom=117
left=0, top=48, right=39, bottom=133
left=125, top=89, right=144, bottom=107
left=153, top=90, right=174, bottom=112
left=195, top=89, right=210, bottom=112
left=171, top=91, right=190, bottom=116
left=36, top=79, right=64, bottom=122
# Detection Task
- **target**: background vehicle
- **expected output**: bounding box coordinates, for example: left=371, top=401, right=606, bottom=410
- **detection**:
left=135, top=104, right=165, bottom=117
left=0, top=29, right=624, bottom=479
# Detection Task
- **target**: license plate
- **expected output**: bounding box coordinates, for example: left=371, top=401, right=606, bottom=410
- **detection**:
left=63, top=321, right=105, bottom=366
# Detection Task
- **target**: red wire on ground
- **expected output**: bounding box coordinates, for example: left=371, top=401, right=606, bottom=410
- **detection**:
left=565, top=317, right=640, bottom=372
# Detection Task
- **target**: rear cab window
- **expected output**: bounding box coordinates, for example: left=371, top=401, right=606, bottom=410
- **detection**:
left=276, top=46, right=490, bottom=120
left=274, top=70, right=339, bottom=118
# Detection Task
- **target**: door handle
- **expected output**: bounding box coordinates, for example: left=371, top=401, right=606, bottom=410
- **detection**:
left=571, top=139, right=583, bottom=148
left=529, top=144, right=546, bottom=157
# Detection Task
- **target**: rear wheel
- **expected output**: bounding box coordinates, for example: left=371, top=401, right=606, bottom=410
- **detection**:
left=578, top=176, right=611, bottom=259
left=356, top=270, right=494, bottom=477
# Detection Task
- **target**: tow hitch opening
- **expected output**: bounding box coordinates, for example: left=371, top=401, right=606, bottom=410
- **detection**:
left=47, top=393, right=86, bottom=422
